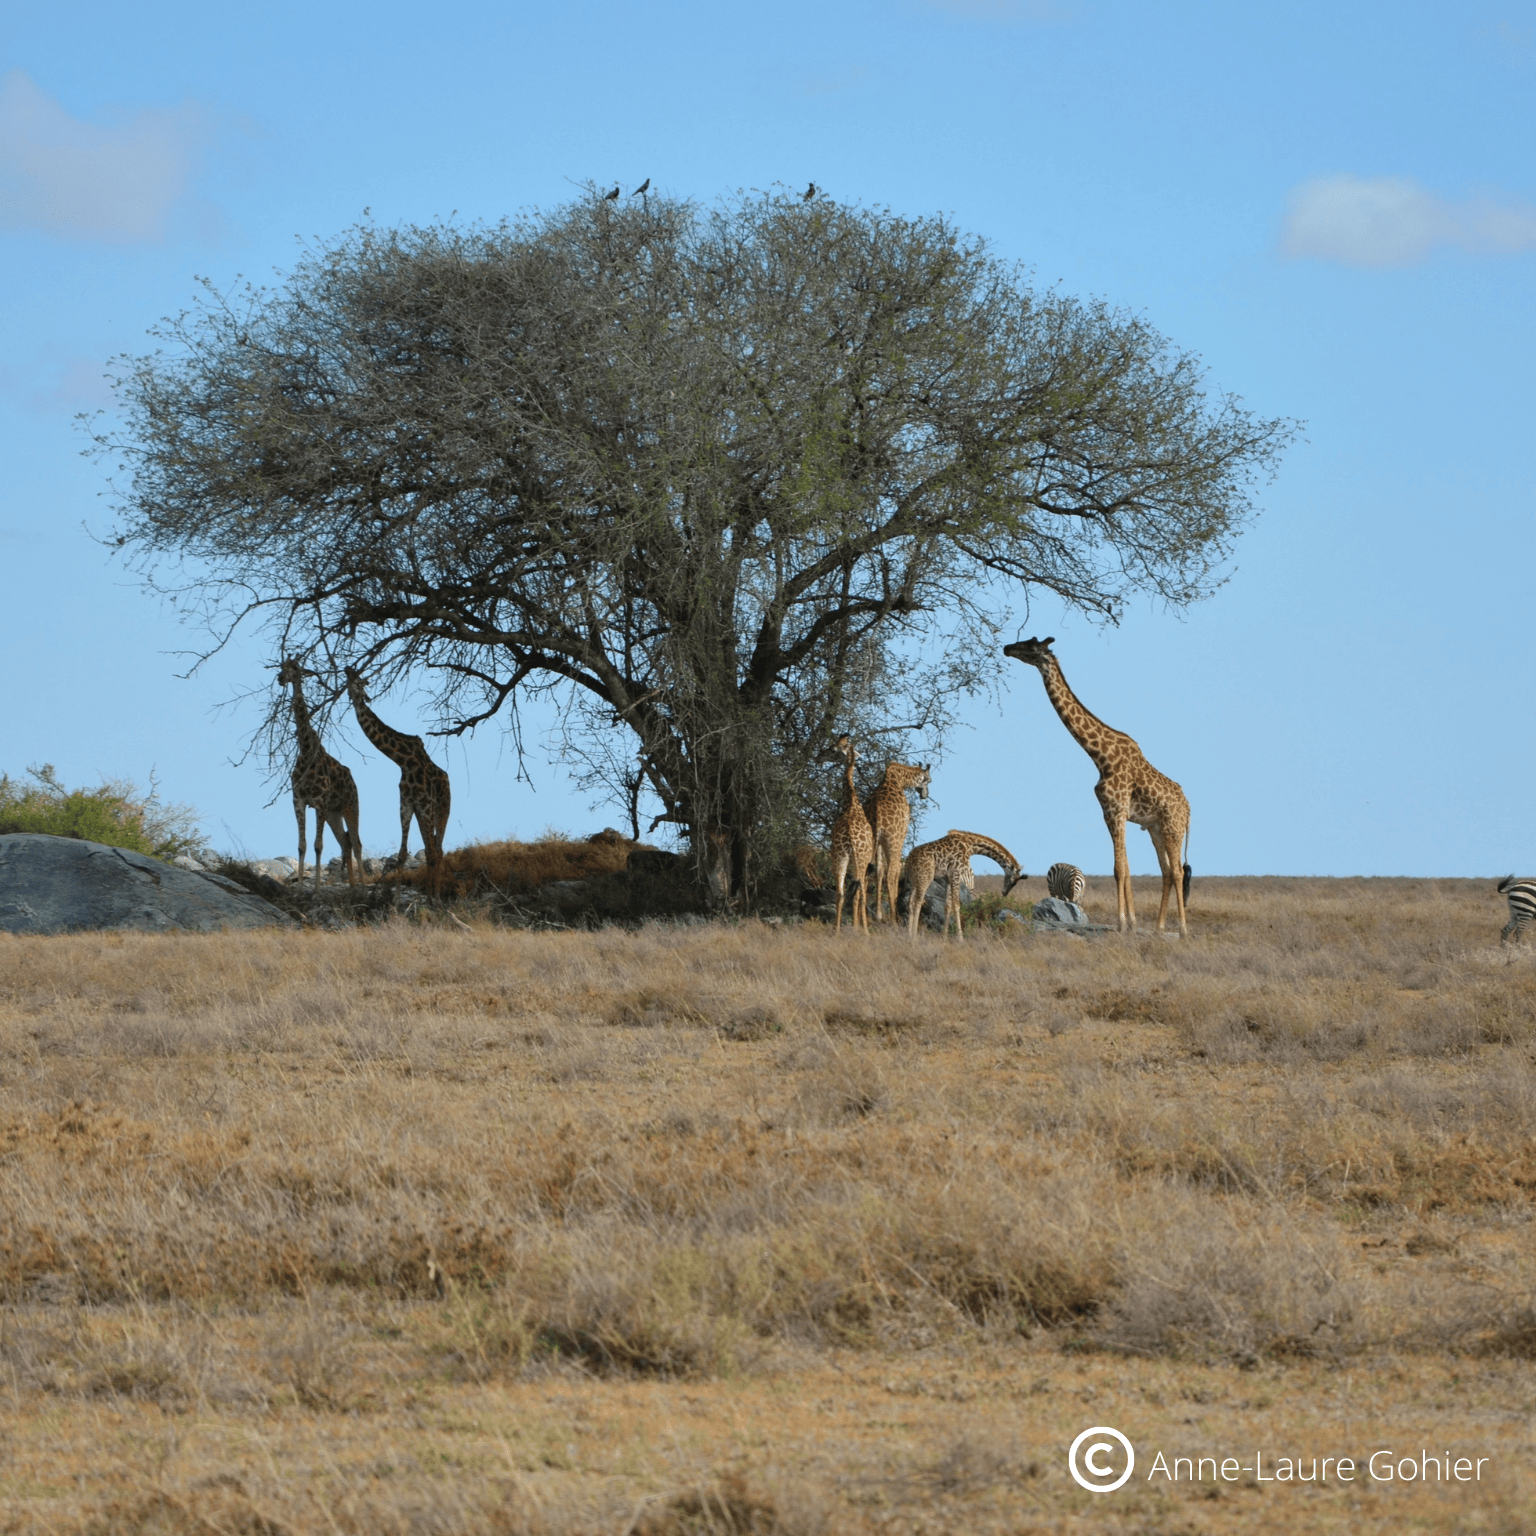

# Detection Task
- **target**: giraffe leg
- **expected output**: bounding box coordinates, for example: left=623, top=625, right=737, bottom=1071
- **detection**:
left=1155, top=829, right=1191, bottom=933
left=833, top=850, right=849, bottom=932
left=1105, top=813, right=1133, bottom=931
left=312, top=812, right=326, bottom=891
left=340, top=809, right=362, bottom=887
left=397, top=790, right=413, bottom=875
left=434, top=780, right=452, bottom=898
left=906, top=860, right=932, bottom=939
left=1150, top=830, right=1175, bottom=932
left=322, top=811, right=353, bottom=887
left=293, top=794, right=308, bottom=888
left=870, top=842, right=885, bottom=923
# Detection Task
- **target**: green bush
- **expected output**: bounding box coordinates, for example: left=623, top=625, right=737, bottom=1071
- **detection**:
left=0, top=764, right=206, bottom=862
left=960, top=890, right=1035, bottom=928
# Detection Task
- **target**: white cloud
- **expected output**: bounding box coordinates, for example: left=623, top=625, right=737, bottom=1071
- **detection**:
left=1281, top=173, right=1536, bottom=268
left=0, top=70, right=210, bottom=243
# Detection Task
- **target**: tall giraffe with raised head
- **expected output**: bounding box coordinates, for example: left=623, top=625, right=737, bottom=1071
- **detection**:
left=863, top=761, right=931, bottom=922
left=276, top=659, right=361, bottom=890
left=344, top=667, right=451, bottom=893
left=903, top=830, right=1023, bottom=940
left=828, top=735, right=874, bottom=933
left=1003, top=637, right=1190, bottom=936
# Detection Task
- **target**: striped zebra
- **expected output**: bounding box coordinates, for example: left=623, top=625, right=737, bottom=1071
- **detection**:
left=1045, top=862, right=1086, bottom=904
left=1499, top=875, right=1536, bottom=945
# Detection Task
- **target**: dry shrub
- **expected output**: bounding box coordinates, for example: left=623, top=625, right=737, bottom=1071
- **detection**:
left=1102, top=1195, right=1366, bottom=1360
left=405, top=833, right=645, bottom=898
left=261, top=1303, right=360, bottom=1409
left=633, top=1471, right=829, bottom=1536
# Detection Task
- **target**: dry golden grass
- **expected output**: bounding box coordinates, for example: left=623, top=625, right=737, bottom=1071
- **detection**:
left=393, top=832, right=643, bottom=899
left=0, top=875, right=1532, bottom=1532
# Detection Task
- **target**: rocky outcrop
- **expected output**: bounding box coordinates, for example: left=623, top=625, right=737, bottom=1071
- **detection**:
left=0, top=833, right=295, bottom=936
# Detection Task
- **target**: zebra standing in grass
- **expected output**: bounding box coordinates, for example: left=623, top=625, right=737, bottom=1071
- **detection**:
left=1499, top=875, right=1536, bottom=945
left=1045, top=862, right=1087, bottom=904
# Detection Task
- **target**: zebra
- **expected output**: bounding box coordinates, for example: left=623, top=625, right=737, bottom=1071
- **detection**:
left=1498, top=875, right=1536, bottom=945
left=1045, top=862, right=1086, bottom=904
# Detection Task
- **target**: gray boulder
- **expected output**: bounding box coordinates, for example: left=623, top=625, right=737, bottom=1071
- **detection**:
left=248, top=857, right=298, bottom=882
left=0, top=833, right=296, bottom=935
left=1032, top=896, right=1090, bottom=926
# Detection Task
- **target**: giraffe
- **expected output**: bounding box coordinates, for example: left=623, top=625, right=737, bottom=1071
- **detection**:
left=863, top=761, right=931, bottom=922
left=828, top=735, right=874, bottom=933
left=1003, top=636, right=1190, bottom=936
left=344, top=667, right=452, bottom=894
left=903, top=830, right=1024, bottom=940
left=276, top=659, right=362, bottom=890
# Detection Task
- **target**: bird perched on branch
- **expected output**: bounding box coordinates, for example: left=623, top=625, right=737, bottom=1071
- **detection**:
left=802, top=182, right=817, bottom=200
left=631, top=178, right=650, bottom=197
left=603, top=184, right=620, bottom=201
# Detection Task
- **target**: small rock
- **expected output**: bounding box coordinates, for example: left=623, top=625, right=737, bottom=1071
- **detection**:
left=172, top=854, right=208, bottom=872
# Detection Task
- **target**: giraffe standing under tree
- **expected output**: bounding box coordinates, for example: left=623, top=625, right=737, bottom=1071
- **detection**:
left=829, top=735, right=874, bottom=933
left=1003, top=637, right=1190, bottom=936
left=903, top=830, right=1023, bottom=940
left=863, top=761, right=931, bottom=922
left=276, top=659, right=362, bottom=890
left=344, top=667, right=452, bottom=894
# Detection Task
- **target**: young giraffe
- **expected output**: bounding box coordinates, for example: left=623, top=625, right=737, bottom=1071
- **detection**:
left=828, top=735, right=874, bottom=933
left=863, top=761, right=931, bottom=922
left=344, top=667, right=452, bottom=894
left=1004, top=636, right=1190, bottom=936
left=276, top=659, right=362, bottom=890
left=903, top=830, right=1024, bottom=940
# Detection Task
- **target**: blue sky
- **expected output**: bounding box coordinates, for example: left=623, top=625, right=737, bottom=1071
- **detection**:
left=2, top=0, right=1532, bottom=876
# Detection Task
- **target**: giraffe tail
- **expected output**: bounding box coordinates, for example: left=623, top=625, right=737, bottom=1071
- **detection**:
left=1181, top=821, right=1192, bottom=905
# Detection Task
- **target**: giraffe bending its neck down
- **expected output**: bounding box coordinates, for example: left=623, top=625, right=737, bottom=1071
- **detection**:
left=903, top=830, right=1023, bottom=940
left=863, top=761, right=931, bottom=923
left=828, top=735, right=873, bottom=933
left=344, top=667, right=452, bottom=894
left=276, top=659, right=361, bottom=890
left=1003, top=636, right=1190, bottom=936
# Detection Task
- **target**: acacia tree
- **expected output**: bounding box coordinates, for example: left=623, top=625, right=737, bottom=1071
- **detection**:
left=98, top=188, right=1294, bottom=903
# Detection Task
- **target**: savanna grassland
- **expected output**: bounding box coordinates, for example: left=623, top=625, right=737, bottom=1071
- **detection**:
left=0, top=876, right=1532, bottom=1535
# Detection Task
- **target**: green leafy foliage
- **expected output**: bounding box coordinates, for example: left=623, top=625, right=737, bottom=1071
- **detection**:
left=0, top=764, right=207, bottom=862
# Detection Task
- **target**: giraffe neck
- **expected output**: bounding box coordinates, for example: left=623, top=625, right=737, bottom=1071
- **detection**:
left=288, top=681, right=325, bottom=762
left=1038, top=657, right=1125, bottom=771
left=351, top=692, right=416, bottom=768
left=954, top=830, right=1019, bottom=878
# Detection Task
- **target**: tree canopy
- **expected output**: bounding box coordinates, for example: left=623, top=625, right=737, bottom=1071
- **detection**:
left=98, top=187, right=1295, bottom=902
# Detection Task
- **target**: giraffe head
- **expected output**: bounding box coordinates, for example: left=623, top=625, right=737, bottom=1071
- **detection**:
left=343, top=665, right=371, bottom=705
left=891, top=762, right=930, bottom=799
left=1002, top=636, right=1056, bottom=671
left=834, top=734, right=856, bottom=766
left=276, top=657, right=309, bottom=689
